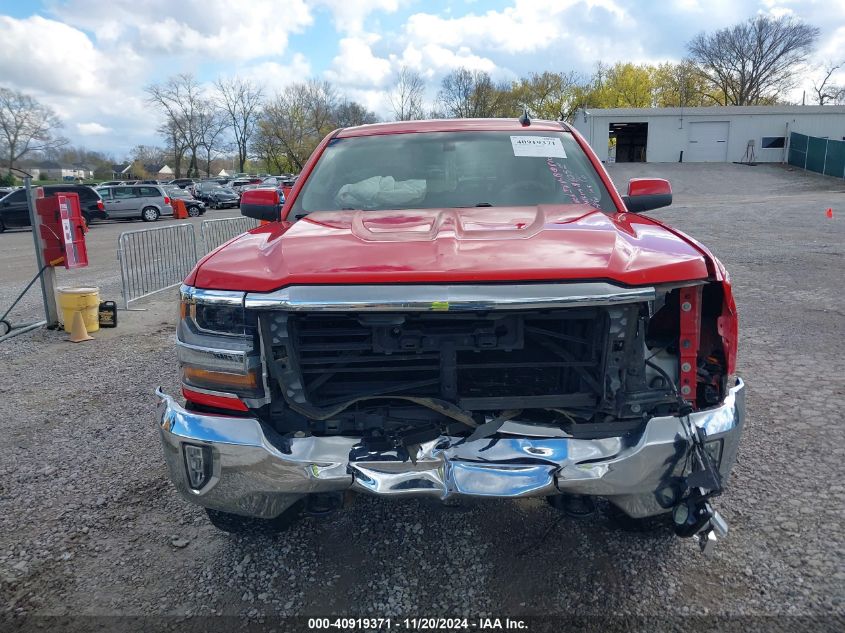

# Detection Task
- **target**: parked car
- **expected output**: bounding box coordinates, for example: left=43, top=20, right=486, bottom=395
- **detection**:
left=228, top=179, right=253, bottom=193
left=96, top=184, right=173, bottom=221
left=168, top=178, right=195, bottom=189
left=191, top=180, right=225, bottom=202
left=205, top=186, right=240, bottom=209
left=0, top=185, right=105, bottom=231
left=162, top=185, right=206, bottom=217
left=158, top=118, right=743, bottom=552
left=98, top=180, right=123, bottom=187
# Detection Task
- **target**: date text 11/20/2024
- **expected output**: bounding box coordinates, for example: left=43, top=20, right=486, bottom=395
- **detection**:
left=307, top=618, right=528, bottom=630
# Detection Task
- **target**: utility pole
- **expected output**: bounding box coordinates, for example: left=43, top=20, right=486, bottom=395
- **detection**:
left=23, top=175, right=60, bottom=328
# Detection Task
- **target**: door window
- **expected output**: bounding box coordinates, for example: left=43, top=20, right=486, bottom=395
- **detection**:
left=113, top=187, right=136, bottom=199
left=3, top=190, right=27, bottom=203
left=137, top=186, right=159, bottom=197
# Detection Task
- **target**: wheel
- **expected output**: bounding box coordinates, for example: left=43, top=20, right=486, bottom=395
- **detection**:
left=187, top=205, right=201, bottom=217
left=82, top=212, right=91, bottom=227
left=141, top=206, right=160, bottom=222
left=0, top=218, right=5, bottom=233
left=205, top=501, right=304, bottom=534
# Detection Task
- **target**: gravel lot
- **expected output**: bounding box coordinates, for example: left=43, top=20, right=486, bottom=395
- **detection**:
left=1, top=164, right=843, bottom=629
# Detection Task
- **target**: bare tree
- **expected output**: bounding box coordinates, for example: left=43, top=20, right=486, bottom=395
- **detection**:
left=438, top=68, right=509, bottom=118
left=197, top=105, right=229, bottom=177
left=130, top=144, right=166, bottom=166
left=159, top=120, right=188, bottom=178
left=388, top=67, right=426, bottom=121
left=259, top=80, right=342, bottom=173
left=215, top=77, right=263, bottom=173
left=146, top=74, right=205, bottom=177
left=687, top=15, right=820, bottom=105
left=812, top=62, right=845, bottom=105
left=0, top=87, right=67, bottom=174
left=334, top=100, right=378, bottom=128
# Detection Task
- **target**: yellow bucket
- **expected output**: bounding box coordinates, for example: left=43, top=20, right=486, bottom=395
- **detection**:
left=57, top=287, right=101, bottom=333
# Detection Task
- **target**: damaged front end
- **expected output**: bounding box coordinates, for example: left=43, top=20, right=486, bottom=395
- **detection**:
left=162, top=280, right=743, bottom=550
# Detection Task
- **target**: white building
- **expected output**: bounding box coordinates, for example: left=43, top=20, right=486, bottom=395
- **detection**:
left=572, top=105, right=845, bottom=164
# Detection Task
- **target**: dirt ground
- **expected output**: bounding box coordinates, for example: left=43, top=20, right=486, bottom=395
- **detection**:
left=1, top=163, right=843, bottom=630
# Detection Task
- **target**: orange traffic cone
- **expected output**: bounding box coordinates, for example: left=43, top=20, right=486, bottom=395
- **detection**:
left=68, top=310, right=93, bottom=343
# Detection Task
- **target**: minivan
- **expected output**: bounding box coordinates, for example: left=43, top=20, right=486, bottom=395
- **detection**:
left=96, top=185, right=174, bottom=222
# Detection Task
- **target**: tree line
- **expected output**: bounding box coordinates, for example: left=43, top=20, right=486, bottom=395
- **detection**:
left=2, top=13, right=840, bottom=183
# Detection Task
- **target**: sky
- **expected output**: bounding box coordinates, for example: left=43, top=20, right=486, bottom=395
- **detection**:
left=0, top=0, right=843, bottom=159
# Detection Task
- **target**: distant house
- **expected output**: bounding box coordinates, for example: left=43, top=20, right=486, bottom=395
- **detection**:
left=143, top=164, right=174, bottom=180
left=111, top=163, right=134, bottom=179
left=37, top=161, right=94, bottom=180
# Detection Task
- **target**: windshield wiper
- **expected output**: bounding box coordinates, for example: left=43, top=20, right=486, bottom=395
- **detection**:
left=474, top=202, right=493, bottom=207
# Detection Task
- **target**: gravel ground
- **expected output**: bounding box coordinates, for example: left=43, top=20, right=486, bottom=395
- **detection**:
left=1, top=163, right=843, bottom=629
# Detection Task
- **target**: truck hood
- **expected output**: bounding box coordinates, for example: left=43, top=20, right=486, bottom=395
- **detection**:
left=193, top=205, right=710, bottom=291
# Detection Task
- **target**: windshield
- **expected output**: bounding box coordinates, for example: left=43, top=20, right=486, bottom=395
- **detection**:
left=290, top=131, right=614, bottom=217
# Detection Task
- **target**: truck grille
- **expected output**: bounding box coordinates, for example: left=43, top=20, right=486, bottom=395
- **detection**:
left=264, top=309, right=608, bottom=411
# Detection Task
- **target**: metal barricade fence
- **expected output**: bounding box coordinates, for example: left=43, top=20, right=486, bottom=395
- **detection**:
left=200, top=216, right=260, bottom=253
left=117, top=224, right=199, bottom=309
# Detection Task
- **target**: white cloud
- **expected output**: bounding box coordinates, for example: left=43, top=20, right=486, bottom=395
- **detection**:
left=76, top=122, right=112, bottom=135
left=315, top=0, right=402, bottom=33
left=405, top=0, right=627, bottom=55
left=0, top=15, right=125, bottom=97
left=325, top=36, right=393, bottom=86
left=50, top=0, right=314, bottom=61
left=238, top=54, right=314, bottom=95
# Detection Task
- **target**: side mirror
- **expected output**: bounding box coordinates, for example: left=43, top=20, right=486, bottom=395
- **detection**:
left=240, top=188, right=280, bottom=222
left=621, top=178, right=672, bottom=213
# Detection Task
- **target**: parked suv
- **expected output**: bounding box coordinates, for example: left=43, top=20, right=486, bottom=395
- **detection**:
left=0, top=185, right=105, bottom=231
left=96, top=184, right=173, bottom=222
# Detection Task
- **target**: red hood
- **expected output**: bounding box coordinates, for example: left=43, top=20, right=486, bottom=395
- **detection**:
left=192, top=205, right=710, bottom=291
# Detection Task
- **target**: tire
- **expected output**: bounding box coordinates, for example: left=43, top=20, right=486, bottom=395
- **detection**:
left=0, top=218, right=5, bottom=233
left=205, top=501, right=303, bottom=534
left=141, top=206, right=160, bottom=222
left=187, top=205, right=201, bottom=217
left=82, top=212, right=91, bottom=227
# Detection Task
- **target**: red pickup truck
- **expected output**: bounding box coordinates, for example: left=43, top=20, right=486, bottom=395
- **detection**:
left=157, top=118, right=743, bottom=551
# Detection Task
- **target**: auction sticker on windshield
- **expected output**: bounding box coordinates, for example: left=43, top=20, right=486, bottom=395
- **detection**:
left=510, top=135, right=567, bottom=158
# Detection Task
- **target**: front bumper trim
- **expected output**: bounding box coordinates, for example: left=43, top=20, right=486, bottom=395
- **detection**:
left=156, top=379, right=745, bottom=519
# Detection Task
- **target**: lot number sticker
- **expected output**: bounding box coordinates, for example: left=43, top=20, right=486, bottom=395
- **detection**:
left=511, top=136, right=567, bottom=158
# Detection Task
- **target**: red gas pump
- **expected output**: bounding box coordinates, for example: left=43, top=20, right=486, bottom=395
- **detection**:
left=35, top=191, right=89, bottom=269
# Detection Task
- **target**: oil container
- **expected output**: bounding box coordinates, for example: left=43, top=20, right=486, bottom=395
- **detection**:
left=98, top=301, right=118, bottom=328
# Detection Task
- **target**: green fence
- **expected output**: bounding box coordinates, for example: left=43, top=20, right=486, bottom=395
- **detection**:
left=788, top=132, right=845, bottom=179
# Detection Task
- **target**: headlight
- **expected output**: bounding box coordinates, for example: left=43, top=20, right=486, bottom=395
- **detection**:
left=178, top=285, right=264, bottom=405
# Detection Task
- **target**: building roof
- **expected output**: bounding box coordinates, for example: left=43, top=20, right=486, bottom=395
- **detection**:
left=111, top=163, right=132, bottom=173
left=337, top=118, right=569, bottom=138
left=577, top=105, right=845, bottom=118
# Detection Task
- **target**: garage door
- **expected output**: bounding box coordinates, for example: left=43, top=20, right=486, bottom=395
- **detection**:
left=687, top=121, right=729, bottom=162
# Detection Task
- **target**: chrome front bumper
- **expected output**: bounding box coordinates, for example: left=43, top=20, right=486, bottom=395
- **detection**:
left=156, top=379, right=745, bottom=519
